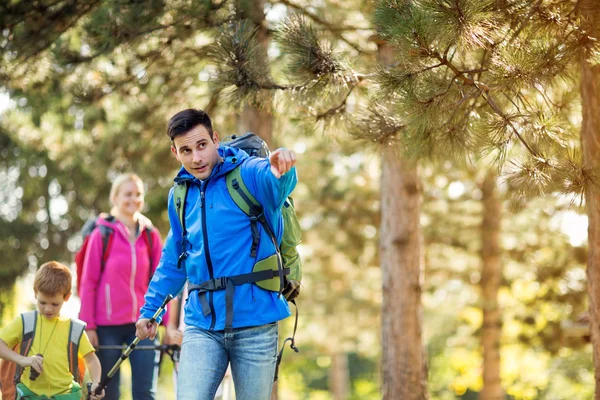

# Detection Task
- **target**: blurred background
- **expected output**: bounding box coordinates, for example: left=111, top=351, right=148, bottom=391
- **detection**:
left=1, top=1, right=600, bottom=399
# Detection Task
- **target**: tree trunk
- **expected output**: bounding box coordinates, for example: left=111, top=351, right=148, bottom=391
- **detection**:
left=330, top=352, right=350, bottom=400
left=380, top=149, right=426, bottom=400
left=581, top=1, right=600, bottom=399
left=378, top=41, right=427, bottom=400
left=480, top=170, right=503, bottom=400
left=234, top=1, right=278, bottom=399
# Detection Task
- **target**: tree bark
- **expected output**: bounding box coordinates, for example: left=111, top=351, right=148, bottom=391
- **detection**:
left=480, top=170, right=503, bottom=400
left=380, top=149, right=426, bottom=400
left=378, top=41, right=427, bottom=400
left=234, top=1, right=278, bottom=399
left=581, top=1, right=600, bottom=399
left=330, top=352, right=350, bottom=400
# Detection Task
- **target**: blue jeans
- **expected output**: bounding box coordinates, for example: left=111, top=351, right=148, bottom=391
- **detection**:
left=178, top=323, right=278, bottom=400
left=96, top=324, right=159, bottom=400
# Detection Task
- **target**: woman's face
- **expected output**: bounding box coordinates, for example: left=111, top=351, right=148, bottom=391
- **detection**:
left=113, top=180, right=144, bottom=217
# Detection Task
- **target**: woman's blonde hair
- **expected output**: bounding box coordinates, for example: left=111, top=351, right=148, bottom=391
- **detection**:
left=109, top=173, right=145, bottom=215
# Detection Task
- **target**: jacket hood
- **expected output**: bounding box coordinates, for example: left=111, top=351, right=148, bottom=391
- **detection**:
left=174, top=145, right=249, bottom=184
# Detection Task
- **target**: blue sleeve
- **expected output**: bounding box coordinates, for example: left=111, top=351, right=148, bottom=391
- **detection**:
left=139, top=187, right=187, bottom=322
left=243, top=157, right=298, bottom=212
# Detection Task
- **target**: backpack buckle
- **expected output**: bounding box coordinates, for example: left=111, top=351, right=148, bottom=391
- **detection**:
left=214, top=276, right=227, bottom=290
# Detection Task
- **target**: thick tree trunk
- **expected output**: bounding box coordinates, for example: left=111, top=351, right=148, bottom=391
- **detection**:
left=480, top=170, right=503, bottom=400
left=581, top=1, right=600, bottom=399
left=238, top=107, right=273, bottom=146
left=380, top=150, right=426, bottom=400
left=378, top=42, right=427, bottom=400
left=234, top=1, right=278, bottom=399
left=330, top=352, right=350, bottom=400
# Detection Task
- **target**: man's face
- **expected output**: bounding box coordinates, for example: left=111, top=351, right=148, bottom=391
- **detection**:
left=35, top=291, right=68, bottom=320
left=171, top=124, right=221, bottom=181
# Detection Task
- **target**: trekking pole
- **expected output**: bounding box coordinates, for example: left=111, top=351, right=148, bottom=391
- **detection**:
left=87, top=295, right=173, bottom=399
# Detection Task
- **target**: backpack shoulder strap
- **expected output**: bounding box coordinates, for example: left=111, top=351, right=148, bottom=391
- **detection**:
left=97, top=222, right=114, bottom=273
left=225, top=166, right=261, bottom=216
left=144, top=227, right=154, bottom=283
left=173, top=181, right=191, bottom=269
left=67, top=318, right=86, bottom=383
left=14, top=311, right=37, bottom=384
left=173, top=182, right=189, bottom=230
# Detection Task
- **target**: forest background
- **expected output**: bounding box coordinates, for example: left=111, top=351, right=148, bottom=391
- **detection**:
left=1, top=1, right=600, bottom=399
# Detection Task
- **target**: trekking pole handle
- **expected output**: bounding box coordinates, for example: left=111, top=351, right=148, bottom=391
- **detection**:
left=148, top=294, right=173, bottom=324
left=93, top=294, right=173, bottom=396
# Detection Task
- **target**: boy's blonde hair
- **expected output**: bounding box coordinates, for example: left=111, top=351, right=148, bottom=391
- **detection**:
left=109, top=173, right=145, bottom=214
left=34, top=261, right=72, bottom=297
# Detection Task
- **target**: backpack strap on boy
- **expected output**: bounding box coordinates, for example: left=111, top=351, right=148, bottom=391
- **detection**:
left=13, top=311, right=37, bottom=384
left=67, top=318, right=86, bottom=384
left=13, top=312, right=86, bottom=385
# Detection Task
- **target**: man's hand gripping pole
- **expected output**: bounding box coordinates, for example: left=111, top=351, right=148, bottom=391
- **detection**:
left=87, top=294, right=173, bottom=399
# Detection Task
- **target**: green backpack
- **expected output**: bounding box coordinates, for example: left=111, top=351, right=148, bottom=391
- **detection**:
left=173, top=132, right=301, bottom=381
left=173, top=132, right=302, bottom=294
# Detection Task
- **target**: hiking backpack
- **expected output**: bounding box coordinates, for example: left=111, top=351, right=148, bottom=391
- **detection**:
left=0, top=311, right=87, bottom=399
left=173, top=132, right=302, bottom=380
left=75, top=215, right=154, bottom=297
left=173, top=132, right=303, bottom=290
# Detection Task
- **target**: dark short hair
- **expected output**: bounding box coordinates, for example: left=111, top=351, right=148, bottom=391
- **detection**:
left=167, top=109, right=213, bottom=141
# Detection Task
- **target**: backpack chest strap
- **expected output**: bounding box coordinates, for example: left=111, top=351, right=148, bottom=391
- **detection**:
left=188, top=267, right=290, bottom=334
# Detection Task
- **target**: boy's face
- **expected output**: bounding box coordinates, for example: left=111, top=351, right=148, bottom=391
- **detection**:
left=35, top=291, right=69, bottom=320
left=171, top=124, right=221, bottom=181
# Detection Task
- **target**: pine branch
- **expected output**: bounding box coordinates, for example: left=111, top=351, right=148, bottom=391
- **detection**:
left=350, top=103, right=405, bottom=146
left=315, top=84, right=358, bottom=121
left=276, top=15, right=358, bottom=98
left=210, top=20, right=284, bottom=109
left=275, top=0, right=374, bottom=53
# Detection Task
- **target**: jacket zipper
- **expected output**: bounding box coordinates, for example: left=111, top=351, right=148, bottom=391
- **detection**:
left=201, top=181, right=217, bottom=330
left=105, top=284, right=112, bottom=321
left=130, top=239, right=138, bottom=322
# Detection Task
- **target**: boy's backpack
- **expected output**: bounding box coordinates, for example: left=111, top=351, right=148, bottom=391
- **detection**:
left=0, top=311, right=87, bottom=399
left=75, top=215, right=155, bottom=297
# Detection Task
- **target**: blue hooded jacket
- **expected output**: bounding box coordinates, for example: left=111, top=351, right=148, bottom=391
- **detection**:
left=140, top=145, right=297, bottom=330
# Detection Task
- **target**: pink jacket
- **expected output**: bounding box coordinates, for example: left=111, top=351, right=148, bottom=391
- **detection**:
left=79, top=215, right=163, bottom=330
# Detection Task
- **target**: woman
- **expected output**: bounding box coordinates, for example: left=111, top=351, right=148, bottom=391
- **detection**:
left=79, top=173, right=163, bottom=400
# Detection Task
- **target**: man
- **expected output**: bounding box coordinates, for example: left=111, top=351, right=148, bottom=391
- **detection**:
left=135, top=108, right=297, bottom=400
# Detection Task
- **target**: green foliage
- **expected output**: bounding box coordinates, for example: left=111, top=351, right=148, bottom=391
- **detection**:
left=211, top=20, right=277, bottom=109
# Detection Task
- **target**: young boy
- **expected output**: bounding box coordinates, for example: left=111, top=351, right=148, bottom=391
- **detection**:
left=0, top=261, right=105, bottom=399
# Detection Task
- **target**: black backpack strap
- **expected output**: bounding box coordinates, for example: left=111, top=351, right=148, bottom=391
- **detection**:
left=274, top=299, right=299, bottom=381
left=14, top=311, right=37, bottom=384
left=98, top=224, right=114, bottom=275
left=145, top=227, right=154, bottom=283
left=188, top=267, right=291, bottom=334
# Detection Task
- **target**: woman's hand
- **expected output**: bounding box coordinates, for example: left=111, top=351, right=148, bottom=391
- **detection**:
left=86, top=329, right=99, bottom=348
left=165, top=324, right=183, bottom=346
